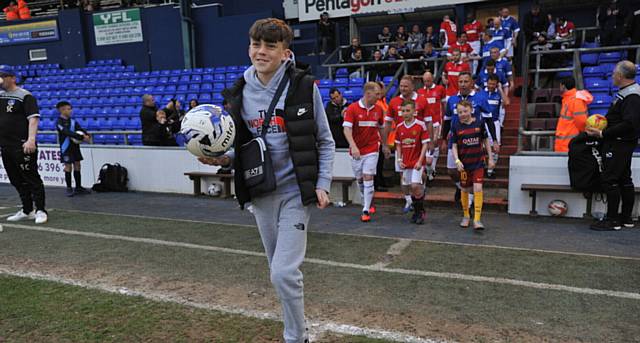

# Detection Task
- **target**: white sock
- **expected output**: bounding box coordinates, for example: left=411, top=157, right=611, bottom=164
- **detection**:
left=431, top=149, right=439, bottom=171
left=404, top=194, right=413, bottom=206
left=363, top=180, right=375, bottom=213
left=358, top=180, right=364, bottom=201
left=469, top=193, right=474, bottom=207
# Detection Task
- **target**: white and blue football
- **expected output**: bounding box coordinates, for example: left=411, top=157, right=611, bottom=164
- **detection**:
left=180, top=104, right=235, bottom=158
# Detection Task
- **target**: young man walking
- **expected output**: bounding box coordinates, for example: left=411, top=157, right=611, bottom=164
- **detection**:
left=200, top=19, right=335, bottom=343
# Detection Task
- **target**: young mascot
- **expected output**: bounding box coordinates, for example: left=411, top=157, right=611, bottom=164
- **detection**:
left=451, top=100, right=494, bottom=230
left=395, top=99, right=431, bottom=224
left=55, top=101, right=91, bottom=196
left=200, top=19, right=335, bottom=343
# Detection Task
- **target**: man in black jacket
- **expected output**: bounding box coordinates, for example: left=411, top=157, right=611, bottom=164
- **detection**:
left=523, top=4, right=548, bottom=43
left=140, top=94, right=178, bottom=146
left=325, top=88, right=349, bottom=148
left=140, top=94, right=158, bottom=145
left=587, top=61, right=640, bottom=231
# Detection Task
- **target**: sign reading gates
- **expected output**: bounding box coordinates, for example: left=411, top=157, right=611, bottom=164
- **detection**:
left=0, top=20, right=59, bottom=46
left=93, top=8, right=143, bottom=46
left=0, top=147, right=66, bottom=187
left=298, top=0, right=483, bottom=22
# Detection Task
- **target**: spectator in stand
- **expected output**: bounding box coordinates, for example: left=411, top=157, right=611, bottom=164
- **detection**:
left=443, top=49, right=472, bottom=97
left=408, top=24, right=424, bottom=51
left=447, top=33, right=473, bottom=62
left=342, top=37, right=368, bottom=63
left=385, top=46, right=402, bottom=61
left=188, top=99, right=199, bottom=111
left=325, top=88, right=349, bottom=149
left=419, top=42, right=437, bottom=74
left=555, top=17, right=575, bottom=41
left=368, top=49, right=387, bottom=80
left=347, top=48, right=364, bottom=78
left=317, top=12, right=334, bottom=55
left=599, top=1, right=625, bottom=46
left=499, top=7, right=520, bottom=58
left=523, top=4, right=548, bottom=43
left=464, top=12, right=484, bottom=73
left=378, top=26, right=392, bottom=44
left=396, top=40, right=410, bottom=59
left=423, top=25, right=439, bottom=48
left=440, top=15, right=458, bottom=48
left=140, top=94, right=177, bottom=146
left=546, top=14, right=556, bottom=38
left=17, top=0, right=30, bottom=19
left=396, top=24, right=408, bottom=42
left=164, top=100, right=184, bottom=127
left=554, top=77, right=593, bottom=152
left=3, top=1, right=19, bottom=20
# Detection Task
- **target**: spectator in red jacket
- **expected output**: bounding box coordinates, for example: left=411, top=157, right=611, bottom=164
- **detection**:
left=17, top=0, right=30, bottom=20
left=3, top=1, right=19, bottom=21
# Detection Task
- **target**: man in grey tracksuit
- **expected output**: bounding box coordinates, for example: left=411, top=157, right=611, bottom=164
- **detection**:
left=201, top=18, right=335, bottom=343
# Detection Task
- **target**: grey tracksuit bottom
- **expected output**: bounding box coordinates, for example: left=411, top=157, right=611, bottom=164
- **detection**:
left=252, top=191, right=310, bottom=343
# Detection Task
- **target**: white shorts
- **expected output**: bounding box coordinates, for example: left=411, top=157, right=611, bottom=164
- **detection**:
left=505, top=38, right=514, bottom=57
left=401, top=167, right=424, bottom=185
left=487, top=119, right=501, bottom=146
left=351, top=153, right=378, bottom=179
left=469, top=41, right=481, bottom=55
left=447, top=148, right=456, bottom=169
left=395, top=150, right=402, bottom=172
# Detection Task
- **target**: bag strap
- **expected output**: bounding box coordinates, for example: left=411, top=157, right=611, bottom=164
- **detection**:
left=260, top=69, right=291, bottom=139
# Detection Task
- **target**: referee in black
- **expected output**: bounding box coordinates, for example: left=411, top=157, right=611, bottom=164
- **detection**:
left=587, top=60, right=640, bottom=231
left=0, top=65, right=48, bottom=224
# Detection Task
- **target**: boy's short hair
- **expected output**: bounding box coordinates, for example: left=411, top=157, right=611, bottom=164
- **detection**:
left=249, top=18, right=293, bottom=48
left=457, top=99, right=473, bottom=110
left=487, top=74, right=500, bottom=83
left=56, top=101, right=72, bottom=109
left=401, top=99, right=415, bottom=108
left=363, top=82, right=379, bottom=93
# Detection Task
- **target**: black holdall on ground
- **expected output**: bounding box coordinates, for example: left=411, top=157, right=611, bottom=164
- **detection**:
left=238, top=72, right=290, bottom=198
left=92, top=163, right=129, bottom=192
left=568, top=132, right=603, bottom=193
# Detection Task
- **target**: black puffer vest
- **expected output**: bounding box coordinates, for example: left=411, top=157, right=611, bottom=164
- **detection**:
left=222, top=62, right=319, bottom=208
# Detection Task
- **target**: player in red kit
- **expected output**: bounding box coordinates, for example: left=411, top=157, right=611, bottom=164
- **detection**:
left=395, top=99, right=431, bottom=224
left=443, top=49, right=472, bottom=97
left=439, top=14, right=457, bottom=48
left=417, top=71, right=446, bottom=181
left=384, top=75, right=433, bottom=213
left=447, top=33, right=474, bottom=61
left=343, top=82, right=385, bottom=222
left=463, top=13, right=483, bottom=73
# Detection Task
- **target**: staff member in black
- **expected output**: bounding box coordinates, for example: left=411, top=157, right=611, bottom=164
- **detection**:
left=0, top=65, right=48, bottom=224
left=587, top=61, right=640, bottom=231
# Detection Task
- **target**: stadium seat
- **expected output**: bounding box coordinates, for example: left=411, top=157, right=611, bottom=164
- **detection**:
left=532, top=89, right=550, bottom=103
left=335, top=68, right=348, bottom=77
left=93, top=134, right=107, bottom=144
left=599, top=51, right=622, bottom=64
left=127, top=134, right=142, bottom=145
left=319, top=88, right=330, bottom=99
left=201, top=83, right=213, bottom=91
left=534, top=103, right=557, bottom=118
left=226, top=66, right=239, bottom=73
left=191, top=75, right=202, bottom=83
left=333, top=78, right=348, bottom=87
left=214, top=67, right=226, bottom=74
left=556, top=71, right=572, bottom=78
left=199, top=93, right=212, bottom=102
left=213, top=83, right=225, bottom=91
left=544, top=118, right=558, bottom=130
left=188, top=84, right=200, bottom=92
left=599, top=63, right=617, bottom=76
left=580, top=53, right=598, bottom=66
left=526, top=118, right=546, bottom=131
left=582, top=66, right=603, bottom=78
left=202, top=74, right=214, bottom=82
left=349, top=77, right=364, bottom=85
left=126, top=118, right=141, bottom=130
left=584, top=78, right=610, bottom=92
left=318, top=79, right=332, bottom=88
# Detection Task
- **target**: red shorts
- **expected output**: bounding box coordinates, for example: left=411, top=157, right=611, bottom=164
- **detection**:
left=460, top=168, right=484, bottom=188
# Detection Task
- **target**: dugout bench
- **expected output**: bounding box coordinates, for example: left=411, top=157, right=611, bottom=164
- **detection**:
left=521, top=184, right=640, bottom=218
left=185, top=172, right=355, bottom=204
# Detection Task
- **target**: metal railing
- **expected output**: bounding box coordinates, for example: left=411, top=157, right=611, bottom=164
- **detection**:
left=518, top=26, right=640, bottom=153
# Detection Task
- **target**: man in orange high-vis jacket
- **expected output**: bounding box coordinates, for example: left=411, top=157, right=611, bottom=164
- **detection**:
left=554, top=77, right=593, bottom=152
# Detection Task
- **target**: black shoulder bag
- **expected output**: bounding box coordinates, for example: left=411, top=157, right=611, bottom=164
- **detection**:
left=238, top=72, right=290, bottom=197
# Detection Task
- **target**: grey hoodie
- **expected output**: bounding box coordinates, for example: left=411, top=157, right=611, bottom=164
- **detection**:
left=241, top=60, right=335, bottom=195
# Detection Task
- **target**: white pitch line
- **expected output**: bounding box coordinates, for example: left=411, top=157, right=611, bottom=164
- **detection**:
left=0, top=268, right=446, bottom=343
left=56, top=208, right=640, bottom=262
left=372, top=239, right=412, bottom=268
left=4, top=223, right=640, bottom=301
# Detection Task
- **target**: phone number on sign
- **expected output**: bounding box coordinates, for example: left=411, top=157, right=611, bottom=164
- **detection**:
left=38, top=162, right=61, bottom=173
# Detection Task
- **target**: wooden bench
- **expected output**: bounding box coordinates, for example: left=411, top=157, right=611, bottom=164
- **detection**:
left=332, top=176, right=356, bottom=204
left=185, top=172, right=233, bottom=198
left=185, top=172, right=355, bottom=204
left=521, top=184, right=640, bottom=217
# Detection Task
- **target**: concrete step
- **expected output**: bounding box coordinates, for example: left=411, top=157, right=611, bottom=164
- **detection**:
left=374, top=186, right=508, bottom=211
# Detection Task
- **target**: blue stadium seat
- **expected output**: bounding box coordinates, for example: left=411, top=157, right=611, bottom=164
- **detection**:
left=93, top=134, right=107, bottom=144
left=582, top=66, right=603, bottom=78
left=191, top=75, right=202, bottom=83
left=599, top=63, right=616, bottom=76
left=318, top=79, right=332, bottom=88
left=127, top=118, right=141, bottom=129
left=226, top=66, right=239, bottom=73
left=213, top=93, right=224, bottom=103
left=199, top=93, right=212, bottom=102
left=179, top=75, right=190, bottom=83
left=584, top=78, right=610, bottom=92
left=188, top=84, right=200, bottom=92
left=203, top=74, right=214, bottom=82
left=580, top=53, right=598, bottom=66
left=333, top=78, right=348, bottom=87
left=99, top=118, right=114, bottom=130
left=319, top=88, right=330, bottom=98
left=213, top=83, right=225, bottom=91
left=214, top=74, right=225, bottom=82
left=87, top=119, right=100, bottom=131
left=599, top=51, right=622, bottom=64
left=225, top=73, right=237, bottom=81
left=214, top=67, right=226, bottom=74
left=201, top=83, right=213, bottom=91
left=349, top=77, right=364, bottom=85
left=335, top=68, right=348, bottom=77
left=176, top=85, right=189, bottom=94
left=127, top=134, right=142, bottom=145
left=186, top=93, right=198, bottom=102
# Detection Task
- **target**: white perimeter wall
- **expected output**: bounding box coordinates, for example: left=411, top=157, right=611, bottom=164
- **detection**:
left=509, top=155, right=640, bottom=218
left=0, top=145, right=362, bottom=203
